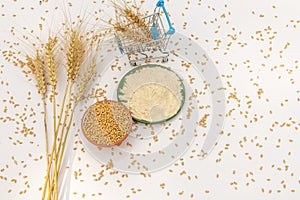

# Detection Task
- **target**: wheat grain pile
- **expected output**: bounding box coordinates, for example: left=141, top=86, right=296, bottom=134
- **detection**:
left=82, top=100, right=132, bottom=146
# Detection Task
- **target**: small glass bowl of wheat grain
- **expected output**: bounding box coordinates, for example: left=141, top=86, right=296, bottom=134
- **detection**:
left=81, top=100, right=133, bottom=147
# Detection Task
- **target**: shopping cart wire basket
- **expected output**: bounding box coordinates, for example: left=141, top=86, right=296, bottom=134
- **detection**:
left=114, top=0, right=175, bottom=66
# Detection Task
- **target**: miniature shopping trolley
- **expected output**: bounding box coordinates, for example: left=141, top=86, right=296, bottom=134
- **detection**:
left=114, top=0, right=175, bottom=66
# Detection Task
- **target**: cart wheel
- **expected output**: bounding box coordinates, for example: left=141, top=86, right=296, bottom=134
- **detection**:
left=162, top=57, right=168, bottom=62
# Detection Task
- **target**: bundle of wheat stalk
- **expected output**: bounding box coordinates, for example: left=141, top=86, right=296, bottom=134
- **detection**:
left=109, top=0, right=152, bottom=42
left=21, top=23, right=98, bottom=200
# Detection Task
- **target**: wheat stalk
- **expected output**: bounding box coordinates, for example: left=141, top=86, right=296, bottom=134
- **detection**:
left=32, top=51, right=49, bottom=170
left=54, top=58, right=97, bottom=184
left=54, top=57, right=98, bottom=178
left=44, top=36, right=59, bottom=200
left=31, top=52, right=49, bottom=165
left=26, top=51, right=52, bottom=199
left=26, top=52, right=48, bottom=152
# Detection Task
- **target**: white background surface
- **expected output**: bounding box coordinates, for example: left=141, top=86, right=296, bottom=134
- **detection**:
left=1, top=0, right=300, bottom=199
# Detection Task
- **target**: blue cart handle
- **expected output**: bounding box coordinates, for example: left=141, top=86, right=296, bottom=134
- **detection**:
left=156, top=0, right=175, bottom=35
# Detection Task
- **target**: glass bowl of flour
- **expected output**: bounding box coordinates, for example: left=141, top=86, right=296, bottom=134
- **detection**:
left=117, top=64, right=185, bottom=124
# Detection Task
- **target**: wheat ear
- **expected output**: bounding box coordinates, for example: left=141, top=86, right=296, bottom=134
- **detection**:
left=45, top=37, right=58, bottom=89
left=31, top=51, right=47, bottom=96
left=66, top=30, right=84, bottom=81
left=26, top=55, right=36, bottom=75
left=75, top=57, right=96, bottom=104
left=114, top=23, right=151, bottom=42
